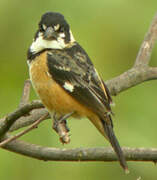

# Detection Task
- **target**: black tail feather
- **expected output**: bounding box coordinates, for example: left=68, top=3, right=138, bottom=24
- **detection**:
left=101, top=117, right=128, bottom=172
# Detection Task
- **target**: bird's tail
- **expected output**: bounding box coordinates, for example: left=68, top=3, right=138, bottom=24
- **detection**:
left=88, top=114, right=128, bottom=172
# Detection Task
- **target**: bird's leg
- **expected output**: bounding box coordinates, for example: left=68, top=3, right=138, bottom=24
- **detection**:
left=53, top=112, right=74, bottom=132
left=52, top=112, right=60, bottom=133
left=52, top=112, right=74, bottom=144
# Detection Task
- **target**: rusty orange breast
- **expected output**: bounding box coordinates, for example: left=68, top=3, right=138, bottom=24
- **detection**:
left=29, top=51, right=93, bottom=117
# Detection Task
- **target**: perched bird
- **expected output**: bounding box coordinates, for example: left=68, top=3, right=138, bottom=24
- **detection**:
left=27, top=12, right=128, bottom=171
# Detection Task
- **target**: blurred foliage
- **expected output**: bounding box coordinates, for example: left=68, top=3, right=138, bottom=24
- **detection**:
left=0, top=0, right=157, bottom=179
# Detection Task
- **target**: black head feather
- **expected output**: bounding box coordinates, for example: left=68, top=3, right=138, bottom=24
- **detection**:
left=38, top=12, right=71, bottom=43
left=39, top=12, right=67, bottom=28
left=28, top=12, right=75, bottom=61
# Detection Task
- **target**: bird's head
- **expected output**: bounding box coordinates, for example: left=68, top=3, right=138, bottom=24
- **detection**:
left=30, top=12, right=75, bottom=54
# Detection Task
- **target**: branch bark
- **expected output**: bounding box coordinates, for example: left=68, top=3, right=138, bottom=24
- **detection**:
left=2, top=135, right=157, bottom=163
left=0, top=101, right=44, bottom=137
left=106, top=66, right=157, bottom=95
left=9, top=108, right=49, bottom=132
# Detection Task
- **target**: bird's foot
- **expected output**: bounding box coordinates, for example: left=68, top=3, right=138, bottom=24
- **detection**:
left=52, top=112, right=74, bottom=144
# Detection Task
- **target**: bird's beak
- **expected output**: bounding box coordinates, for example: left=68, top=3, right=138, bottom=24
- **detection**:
left=44, top=27, right=58, bottom=40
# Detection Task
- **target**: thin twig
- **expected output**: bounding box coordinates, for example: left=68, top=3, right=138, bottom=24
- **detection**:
left=19, top=79, right=31, bottom=107
left=134, top=12, right=157, bottom=66
left=0, top=112, right=49, bottom=147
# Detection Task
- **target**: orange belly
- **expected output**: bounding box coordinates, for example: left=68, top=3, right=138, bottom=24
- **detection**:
left=29, top=51, right=93, bottom=117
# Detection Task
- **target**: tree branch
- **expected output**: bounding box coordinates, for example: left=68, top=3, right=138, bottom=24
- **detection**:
left=1, top=135, right=157, bottom=163
left=0, top=101, right=44, bottom=138
left=9, top=108, right=49, bottom=132
left=106, top=66, right=157, bottom=95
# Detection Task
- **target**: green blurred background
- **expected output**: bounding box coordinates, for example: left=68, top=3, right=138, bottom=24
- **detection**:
left=0, top=0, right=157, bottom=179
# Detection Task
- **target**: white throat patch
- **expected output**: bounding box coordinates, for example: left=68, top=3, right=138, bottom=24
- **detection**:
left=30, top=31, right=75, bottom=54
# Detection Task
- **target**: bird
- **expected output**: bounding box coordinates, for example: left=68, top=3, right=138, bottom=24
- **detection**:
left=27, top=12, right=128, bottom=172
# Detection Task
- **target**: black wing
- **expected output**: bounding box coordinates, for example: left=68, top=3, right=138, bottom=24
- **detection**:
left=47, top=43, right=112, bottom=121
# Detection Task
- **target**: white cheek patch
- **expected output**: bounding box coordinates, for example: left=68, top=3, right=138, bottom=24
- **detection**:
left=30, top=29, right=76, bottom=54
left=63, top=82, right=74, bottom=92
left=30, top=34, right=67, bottom=53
